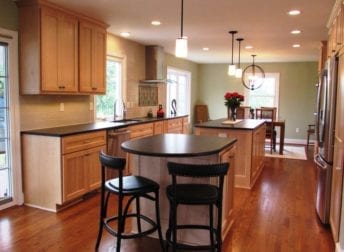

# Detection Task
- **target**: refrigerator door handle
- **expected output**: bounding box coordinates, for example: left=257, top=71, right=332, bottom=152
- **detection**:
left=314, top=154, right=327, bottom=170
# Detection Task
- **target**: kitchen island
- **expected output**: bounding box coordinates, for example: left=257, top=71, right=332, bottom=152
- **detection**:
left=121, top=133, right=237, bottom=245
left=194, top=118, right=266, bottom=189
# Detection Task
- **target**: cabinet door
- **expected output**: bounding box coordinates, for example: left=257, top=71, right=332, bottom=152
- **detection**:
left=251, top=124, right=265, bottom=181
left=41, top=7, right=78, bottom=93
left=79, top=21, right=106, bottom=94
left=153, top=121, right=164, bottom=135
left=219, top=146, right=236, bottom=238
left=86, top=145, right=105, bottom=191
left=62, top=150, right=88, bottom=202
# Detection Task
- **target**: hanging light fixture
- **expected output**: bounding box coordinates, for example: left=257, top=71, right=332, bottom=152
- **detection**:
left=242, top=55, right=265, bottom=90
left=175, top=0, right=187, bottom=58
left=227, top=30, right=237, bottom=76
left=235, top=38, right=244, bottom=78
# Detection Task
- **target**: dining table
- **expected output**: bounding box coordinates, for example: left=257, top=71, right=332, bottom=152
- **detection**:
left=266, top=119, right=285, bottom=155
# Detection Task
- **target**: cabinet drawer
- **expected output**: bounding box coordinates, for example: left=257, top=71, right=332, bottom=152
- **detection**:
left=165, top=118, right=183, bottom=132
left=129, top=123, right=154, bottom=139
left=154, top=121, right=164, bottom=135
left=62, top=130, right=106, bottom=154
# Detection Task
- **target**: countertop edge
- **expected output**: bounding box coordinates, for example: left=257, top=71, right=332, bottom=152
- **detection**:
left=21, top=115, right=188, bottom=137
left=121, top=134, right=237, bottom=157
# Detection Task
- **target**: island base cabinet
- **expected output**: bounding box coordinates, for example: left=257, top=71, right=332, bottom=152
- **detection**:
left=129, top=145, right=236, bottom=245
left=194, top=124, right=265, bottom=189
left=219, top=145, right=236, bottom=238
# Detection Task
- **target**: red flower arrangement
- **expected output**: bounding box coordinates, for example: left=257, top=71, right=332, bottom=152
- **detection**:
left=224, top=92, right=244, bottom=108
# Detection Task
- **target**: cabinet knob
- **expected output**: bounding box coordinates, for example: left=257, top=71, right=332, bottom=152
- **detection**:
left=92, top=87, right=97, bottom=90
left=59, top=85, right=65, bottom=89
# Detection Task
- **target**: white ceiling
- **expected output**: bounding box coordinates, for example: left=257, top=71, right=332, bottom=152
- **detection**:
left=48, top=0, right=335, bottom=63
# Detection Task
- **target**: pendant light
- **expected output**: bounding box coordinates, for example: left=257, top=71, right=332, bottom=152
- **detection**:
left=235, top=38, right=244, bottom=78
left=242, top=55, right=265, bottom=90
left=227, top=30, right=237, bottom=76
left=175, top=0, right=187, bottom=58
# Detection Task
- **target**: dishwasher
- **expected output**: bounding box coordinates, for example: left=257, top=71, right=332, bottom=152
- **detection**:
left=106, top=127, right=131, bottom=178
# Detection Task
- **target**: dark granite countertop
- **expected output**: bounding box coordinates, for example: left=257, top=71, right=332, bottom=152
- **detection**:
left=194, top=118, right=266, bottom=130
left=21, top=115, right=188, bottom=137
left=121, top=133, right=237, bottom=157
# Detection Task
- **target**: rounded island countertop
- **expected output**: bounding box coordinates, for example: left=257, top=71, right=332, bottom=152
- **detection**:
left=121, top=133, right=237, bottom=157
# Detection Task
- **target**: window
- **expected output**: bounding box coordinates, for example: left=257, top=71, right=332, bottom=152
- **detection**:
left=166, top=67, right=191, bottom=117
left=0, top=28, right=22, bottom=210
left=244, top=72, right=280, bottom=112
left=96, top=56, right=123, bottom=120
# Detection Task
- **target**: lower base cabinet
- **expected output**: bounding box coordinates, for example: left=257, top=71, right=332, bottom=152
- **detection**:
left=22, top=130, right=106, bottom=212
left=62, top=145, right=104, bottom=202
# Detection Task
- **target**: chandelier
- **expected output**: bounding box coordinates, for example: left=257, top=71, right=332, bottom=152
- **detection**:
left=241, top=55, right=265, bottom=90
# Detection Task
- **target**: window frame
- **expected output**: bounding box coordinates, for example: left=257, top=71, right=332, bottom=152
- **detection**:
left=166, top=66, right=191, bottom=120
left=243, top=72, right=280, bottom=115
left=94, top=53, right=127, bottom=121
left=0, top=28, right=22, bottom=210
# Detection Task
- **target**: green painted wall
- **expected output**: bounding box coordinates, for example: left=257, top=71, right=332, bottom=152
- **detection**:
left=0, top=0, right=18, bottom=31
left=198, top=62, right=319, bottom=141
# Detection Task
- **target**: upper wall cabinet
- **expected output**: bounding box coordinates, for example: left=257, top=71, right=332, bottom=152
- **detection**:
left=17, top=1, right=107, bottom=95
left=327, top=2, right=344, bottom=57
left=79, top=21, right=106, bottom=94
left=41, top=7, right=78, bottom=93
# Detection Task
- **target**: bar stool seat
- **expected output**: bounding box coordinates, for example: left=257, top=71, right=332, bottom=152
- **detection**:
left=95, top=151, right=164, bottom=252
left=166, top=184, right=219, bottom=204
left=165, top=161, right=229, bottom=251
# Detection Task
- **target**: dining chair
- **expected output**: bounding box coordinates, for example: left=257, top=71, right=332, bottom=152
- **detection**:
left=256, top=108, right=277, bottom=153
left=236, top=106, right=251, bottom=119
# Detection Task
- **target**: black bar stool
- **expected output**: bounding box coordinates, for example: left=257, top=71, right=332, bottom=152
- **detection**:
left=95, top=151, right=165, bottom=251
left=165, top=161, right=229, bottom=252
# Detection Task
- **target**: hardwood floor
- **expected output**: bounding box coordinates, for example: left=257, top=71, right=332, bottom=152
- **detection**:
left=0, top=146, right=335, bottom=251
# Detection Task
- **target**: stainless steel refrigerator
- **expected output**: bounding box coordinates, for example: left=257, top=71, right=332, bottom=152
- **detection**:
left=314, top=56, right=338, bottom=224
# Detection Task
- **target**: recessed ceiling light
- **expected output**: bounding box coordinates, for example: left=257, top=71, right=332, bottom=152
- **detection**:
left=291, top=30, right=301, bottom=34
left=120, top=32, right=130, bottom=37
left=151, top=21, right=161, bottom=26
left=245, top=45, right=253, bottom=49
left=288, top=9, right=301, bottom=16
left=292, top=44, right=301, bottom=48
left=203, top=47, right=209, bottom=51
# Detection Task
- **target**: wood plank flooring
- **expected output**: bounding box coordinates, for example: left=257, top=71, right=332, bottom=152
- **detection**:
left=0, top=146, right=335, bottom=251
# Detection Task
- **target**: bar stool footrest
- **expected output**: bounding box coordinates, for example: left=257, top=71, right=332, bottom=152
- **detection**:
left=166, top=224, right=219, bottom=250
left=104, top=213, right=158, bottom=239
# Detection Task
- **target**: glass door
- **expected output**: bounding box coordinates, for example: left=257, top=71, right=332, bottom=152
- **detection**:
left=0, top=42, right=11, bottom=204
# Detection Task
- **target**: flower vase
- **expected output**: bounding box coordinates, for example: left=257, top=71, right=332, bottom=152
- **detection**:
left=228, top=107, right=237, bottom=121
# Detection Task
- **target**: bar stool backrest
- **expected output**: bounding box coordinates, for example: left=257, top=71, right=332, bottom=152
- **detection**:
left=99, top=151, right=126, bottom=190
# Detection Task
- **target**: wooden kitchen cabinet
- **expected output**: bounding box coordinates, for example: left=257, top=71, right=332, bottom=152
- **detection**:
left=164, top=117, right=183, bottom=133
left=128, top=123, right=154, bottom=140
left=18, top=1, right=107, bottom=95
left=40, top=6, right=78, bottom=93
left=219, top=145, right=236, bottom=238
left=79, top=21, right=106, bottom=94
left=194, top=122, right=265, bottom=189
left=22, top=130, right=106, bottom=211
left=153, top=121, right=164, bottom=135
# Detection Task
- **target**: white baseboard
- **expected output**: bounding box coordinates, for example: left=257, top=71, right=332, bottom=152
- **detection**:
left=275, top=138, right=315, bottom=145
left=336, top=242, right=344, bottom=252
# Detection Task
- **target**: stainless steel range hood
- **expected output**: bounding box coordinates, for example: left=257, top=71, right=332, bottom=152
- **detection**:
left=140, top=45, right=166, bottom=84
